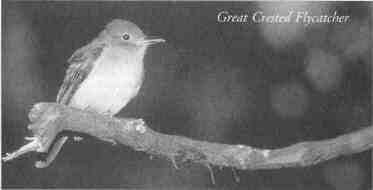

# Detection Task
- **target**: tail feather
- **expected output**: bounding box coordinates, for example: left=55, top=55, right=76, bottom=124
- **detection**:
left=35, top=136, right=68, bottom=168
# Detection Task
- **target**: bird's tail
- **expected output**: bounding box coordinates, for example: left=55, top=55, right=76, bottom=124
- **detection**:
left=35, top=136, right=68, bottom=168
left=38, top=86, right=71, bottom=167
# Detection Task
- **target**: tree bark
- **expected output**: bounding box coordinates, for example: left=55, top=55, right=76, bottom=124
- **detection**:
left=3, top=102, right=373, bottom=170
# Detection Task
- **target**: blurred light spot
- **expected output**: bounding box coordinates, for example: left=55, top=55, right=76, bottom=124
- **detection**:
left=259, top=21, right=305, bottom=49
left=270, top=82, right=308, bottom=118
left=345, top=24, right=370, bottom=58
left=305, top=49, right=342, bottom=93
left=256, top=3, right=304, bottom=49
left=256, top=3, right=330, bottom=49
left=330, top=20, right=370, bottom=62
left=323, top=160, right=365, bottom=190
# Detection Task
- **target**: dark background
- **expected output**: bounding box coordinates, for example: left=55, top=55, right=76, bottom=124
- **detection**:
left=2, top=1, right=372, bottom=189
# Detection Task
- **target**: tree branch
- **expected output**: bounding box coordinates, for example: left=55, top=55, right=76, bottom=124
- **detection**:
left=3, top=102, right=373, bottom=170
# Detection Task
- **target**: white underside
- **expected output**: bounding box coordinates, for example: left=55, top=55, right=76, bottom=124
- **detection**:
left=69, top=46, right=145, bottom=115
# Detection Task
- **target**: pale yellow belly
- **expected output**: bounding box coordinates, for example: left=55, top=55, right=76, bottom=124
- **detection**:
left=70, top=52, right=143, bottom=116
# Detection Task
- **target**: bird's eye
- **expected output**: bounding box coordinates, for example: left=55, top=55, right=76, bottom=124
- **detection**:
left=122, top=34, right=130, bottom=40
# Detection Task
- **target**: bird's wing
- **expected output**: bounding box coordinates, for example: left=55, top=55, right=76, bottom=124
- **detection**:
left=56, top=42, right=105, bottom=105
left=40, top=42, right=106, bottom=168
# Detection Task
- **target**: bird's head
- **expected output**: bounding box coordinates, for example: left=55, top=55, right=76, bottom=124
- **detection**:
left=101, top=19, right=165, bottom=50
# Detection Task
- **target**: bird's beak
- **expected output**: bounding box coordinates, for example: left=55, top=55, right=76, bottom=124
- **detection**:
left=139, top=36, right=165, bottom=46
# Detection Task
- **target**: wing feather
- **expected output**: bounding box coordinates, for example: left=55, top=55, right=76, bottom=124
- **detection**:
left=56, top=42, right=105, bottom=105
left=43, top=42, right=105, bottom=168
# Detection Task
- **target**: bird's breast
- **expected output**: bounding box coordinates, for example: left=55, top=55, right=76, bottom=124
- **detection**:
left=70, top=47, right=145, bottom=115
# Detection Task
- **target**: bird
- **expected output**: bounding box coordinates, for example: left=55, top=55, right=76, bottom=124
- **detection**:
left=36, top=19, right=165, bottom=168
